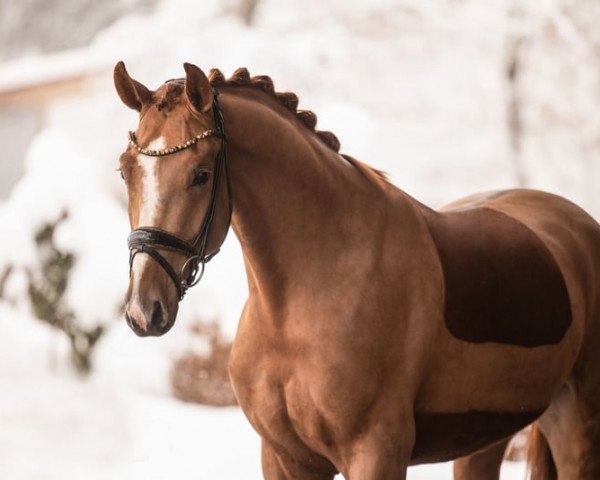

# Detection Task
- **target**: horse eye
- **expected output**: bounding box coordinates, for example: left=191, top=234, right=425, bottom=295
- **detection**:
left=191, top=170, right=210, bottom=187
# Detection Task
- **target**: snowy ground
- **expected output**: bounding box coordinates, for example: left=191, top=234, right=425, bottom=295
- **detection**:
left=0, top=308, right=527, bottom=480
left=0, top=373, right=527, bottom=480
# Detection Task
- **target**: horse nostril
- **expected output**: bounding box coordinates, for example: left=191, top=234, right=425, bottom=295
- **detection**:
left=150, top=301, right=165, bottom=328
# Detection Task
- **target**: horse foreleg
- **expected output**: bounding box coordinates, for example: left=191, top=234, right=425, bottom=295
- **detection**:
left=346, top=452, right=409, bottom=480
left=452, top=438, right=510, bottom=480
left=261, top=440, right=336, bottom=480
left=343, top=417, right=415, bottom=480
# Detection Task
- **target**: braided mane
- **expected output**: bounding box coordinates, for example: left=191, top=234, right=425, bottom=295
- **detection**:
left=207, top=67, right=341, bottom=153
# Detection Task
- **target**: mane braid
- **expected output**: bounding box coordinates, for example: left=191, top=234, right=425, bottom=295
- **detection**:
left=207, top=67, right=341, bottom=153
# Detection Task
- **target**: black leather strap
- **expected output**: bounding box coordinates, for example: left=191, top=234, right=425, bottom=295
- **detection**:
left=129, top=246, right=185, bottom=300
left=128, top=228, right=195, bottom=256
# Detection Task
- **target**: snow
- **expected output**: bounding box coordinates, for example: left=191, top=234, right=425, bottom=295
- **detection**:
left=0, top=304, right=526, bottom=479
left=0, top=47, right=113, bottom=93
left=1, top=0, right=598, bottom=478
left=0, top=304, right=525, bottom=480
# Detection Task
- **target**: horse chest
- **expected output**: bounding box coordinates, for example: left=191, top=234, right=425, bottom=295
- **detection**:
left=229, top=360, right=345, bottom=472
left=425, top=207, right=572, bottom=347
left=230, top=327, right=381, bottom=468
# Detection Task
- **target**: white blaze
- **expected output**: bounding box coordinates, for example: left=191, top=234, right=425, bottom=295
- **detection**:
left=131, top=137, right=165, bottom=293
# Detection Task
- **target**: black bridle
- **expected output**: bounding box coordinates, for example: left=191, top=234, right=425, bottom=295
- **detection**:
left=127, top=88, right=232, bottom=301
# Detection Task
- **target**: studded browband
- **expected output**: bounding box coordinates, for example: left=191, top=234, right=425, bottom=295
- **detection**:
left=128, top=128, right=222, bottom=157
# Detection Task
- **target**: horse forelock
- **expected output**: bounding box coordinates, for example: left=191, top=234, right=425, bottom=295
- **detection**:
left=156, top=81, right=184, bottom=112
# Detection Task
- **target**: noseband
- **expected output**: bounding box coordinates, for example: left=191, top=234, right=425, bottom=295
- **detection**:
left=127, top=88, right=232, bottom=300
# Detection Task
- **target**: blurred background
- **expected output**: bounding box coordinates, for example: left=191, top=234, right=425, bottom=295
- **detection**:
left=0, top=0, right=598, bottom=478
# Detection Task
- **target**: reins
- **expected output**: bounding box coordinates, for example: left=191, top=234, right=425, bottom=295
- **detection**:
left=127, top=88, right=232, bottom=300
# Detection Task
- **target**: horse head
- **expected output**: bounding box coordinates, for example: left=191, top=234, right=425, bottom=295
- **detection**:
left=114, top=62, right=231, bottom=336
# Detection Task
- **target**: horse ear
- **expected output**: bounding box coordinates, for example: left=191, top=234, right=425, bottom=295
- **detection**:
left=183, top=63, right=213, bottom=114
left=113, top=61, right=153, bottom=112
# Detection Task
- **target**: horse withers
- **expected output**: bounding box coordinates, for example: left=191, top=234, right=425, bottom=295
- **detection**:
left=114, top=61, right=600, bottom=479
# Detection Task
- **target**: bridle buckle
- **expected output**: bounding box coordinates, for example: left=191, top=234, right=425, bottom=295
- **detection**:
left=181, top=255, right=205, bottom=289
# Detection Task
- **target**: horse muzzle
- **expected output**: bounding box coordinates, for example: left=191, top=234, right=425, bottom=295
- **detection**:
left=125, top=298, right=177, bottom=337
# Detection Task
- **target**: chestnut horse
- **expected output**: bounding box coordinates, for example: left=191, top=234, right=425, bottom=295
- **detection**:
left=114, top=62, right=600, bottom=479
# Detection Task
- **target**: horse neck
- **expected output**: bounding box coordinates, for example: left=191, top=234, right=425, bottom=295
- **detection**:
left=220, top=88, right=389, bottom=309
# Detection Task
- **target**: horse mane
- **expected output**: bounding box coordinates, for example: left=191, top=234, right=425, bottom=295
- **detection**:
left=207, top=67, right=344, bottom=154
left=210, top=68, right=390, bottom=184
